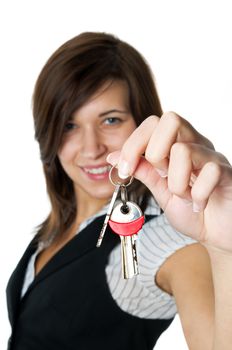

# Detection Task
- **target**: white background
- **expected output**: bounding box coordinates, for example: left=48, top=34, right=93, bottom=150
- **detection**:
left=0, top=1, right=231, bottom=349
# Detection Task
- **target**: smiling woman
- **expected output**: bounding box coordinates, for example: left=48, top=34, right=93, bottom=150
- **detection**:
left=30, top=32, right=163, bottom=245
left=6, top=32, right=232, bottom=350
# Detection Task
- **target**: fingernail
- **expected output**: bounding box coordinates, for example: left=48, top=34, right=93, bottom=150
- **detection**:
left=155, top=168, right=168, bottom=178
left=106, top=153, right=113, bottom=163
left=193, top=202, right=201, bottom=212
left=118, top=160, right=130, bottom=179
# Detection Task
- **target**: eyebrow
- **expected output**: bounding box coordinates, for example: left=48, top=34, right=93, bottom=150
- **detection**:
left=99, top=109, right=128, bottom=117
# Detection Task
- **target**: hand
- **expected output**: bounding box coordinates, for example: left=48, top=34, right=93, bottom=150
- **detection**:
left=107, top=112, right=232, bottom=254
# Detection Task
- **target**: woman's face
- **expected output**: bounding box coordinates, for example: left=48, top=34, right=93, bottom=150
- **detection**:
left=57, top=80, right=137, bottom=203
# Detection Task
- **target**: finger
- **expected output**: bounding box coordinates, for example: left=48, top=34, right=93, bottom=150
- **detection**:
left=106, top=151, right=120, bottom=166
left=191, top=162, right=222, bottom=212
left=107, top=151, right=162, bottom=190
left=168, top=142, right=192, bottom=202
left=168, top=142, right=228, bottom=202
left=117, top=112, right=214, bottom=179
left=107, top=141, right=227, bottom=207
left=125, top=156, right=170, bottom=209
left=107, top=151, right=169, bottom=207
left=117, top=115, right=160, bottom=178
left=145, top=112, right=214, bottom=173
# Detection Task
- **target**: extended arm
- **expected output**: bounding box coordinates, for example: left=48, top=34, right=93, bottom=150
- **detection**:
left=107, top=112, right=232, bottom=349
left=156, top=243, right=214, bottom=349
left=208, top=248, right=232, bottom=349
left=157, top=243, right=232, bottom=350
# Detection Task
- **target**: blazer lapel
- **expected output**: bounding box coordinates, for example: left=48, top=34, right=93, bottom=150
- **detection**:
left=7, top=216, right=108, bottom=325
left=23, top=215, right=107, bottom=297
left=6, top=237, right=38, bottom=326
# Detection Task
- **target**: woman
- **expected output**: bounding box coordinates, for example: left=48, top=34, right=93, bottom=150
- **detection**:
left=6, top=32, right=232, bottom=349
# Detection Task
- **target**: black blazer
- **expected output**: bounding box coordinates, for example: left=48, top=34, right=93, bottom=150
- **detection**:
left=6, top=215, right=173, bottom=350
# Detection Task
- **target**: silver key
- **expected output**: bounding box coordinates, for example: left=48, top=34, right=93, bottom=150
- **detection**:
left=96, top=165, right=134, bottom=247
left=109, top=201, right=144, bottom=279
left=96, top=184, right=120, bottom=247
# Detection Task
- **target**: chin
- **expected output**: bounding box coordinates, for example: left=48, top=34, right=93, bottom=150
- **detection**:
left=78, top=184, right=113, bottom=201
left=90, top=190, right=113, bottom=201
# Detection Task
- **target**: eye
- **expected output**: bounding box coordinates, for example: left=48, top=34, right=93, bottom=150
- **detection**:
left=63, top=122, right=77, bottom=132
left=104, top=117, right=122, bottom=125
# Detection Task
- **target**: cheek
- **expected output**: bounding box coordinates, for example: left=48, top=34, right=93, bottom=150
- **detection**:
left=107, top=120, right=136, bottom=147
left=58, top=140, right=79, bottom=164
left=116, top=123, right=136, bottom=145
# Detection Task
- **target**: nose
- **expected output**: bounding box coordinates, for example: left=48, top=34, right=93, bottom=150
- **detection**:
left=80, top=127, right=107, bottom=159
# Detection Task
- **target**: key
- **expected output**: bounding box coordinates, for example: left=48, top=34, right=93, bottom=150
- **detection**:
left=96, top=184, right=120, bottom=247
left=109, top=200, right=145, bottom=279
left=96, top=165, right=134, bottom=247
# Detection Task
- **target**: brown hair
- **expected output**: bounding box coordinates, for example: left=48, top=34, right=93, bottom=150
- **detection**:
left=33, top=32, right=163, bottom=242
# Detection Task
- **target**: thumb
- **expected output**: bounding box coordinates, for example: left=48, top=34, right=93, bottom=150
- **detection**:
left=107, top=152, right=166, bottom=205
left=106, top=151, right=120, bottom=166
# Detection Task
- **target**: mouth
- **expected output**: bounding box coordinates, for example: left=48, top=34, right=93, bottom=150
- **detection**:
left=81, top=164, right=111, bottom=181
left=82, top=165, right=111, bottom=175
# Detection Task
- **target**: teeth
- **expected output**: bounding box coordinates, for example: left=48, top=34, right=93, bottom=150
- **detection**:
left=84, top=165, right=111, bottom=174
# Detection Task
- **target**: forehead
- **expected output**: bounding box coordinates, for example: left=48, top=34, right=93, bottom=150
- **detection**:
left=72, top=80, right=130, bottom=118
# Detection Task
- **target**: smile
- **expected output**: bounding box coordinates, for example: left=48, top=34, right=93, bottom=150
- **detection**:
left=83, top=165, right=111, bottom=175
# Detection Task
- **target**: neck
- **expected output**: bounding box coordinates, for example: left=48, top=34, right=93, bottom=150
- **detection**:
left=74, top=187, right=109, bottom=225
left=76, top=199, right=108, bottom=223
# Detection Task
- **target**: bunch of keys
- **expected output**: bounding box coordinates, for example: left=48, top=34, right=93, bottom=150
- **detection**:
left=96, top=165, right=145, bottom=279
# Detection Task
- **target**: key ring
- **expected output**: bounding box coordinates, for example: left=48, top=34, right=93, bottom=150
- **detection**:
left=120, top=185, right=128, bottom=203
left=120, top=185, right=130, bottom=214
left=109, top=164, right=134, bottom=187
